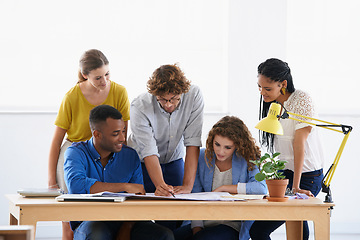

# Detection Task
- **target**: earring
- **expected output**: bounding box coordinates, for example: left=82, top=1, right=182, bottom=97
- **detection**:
left=281, top=87, right=286, bottom=95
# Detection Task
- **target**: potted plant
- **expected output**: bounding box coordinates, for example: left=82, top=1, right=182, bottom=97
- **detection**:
left=250, top=152, right=289, bottom=201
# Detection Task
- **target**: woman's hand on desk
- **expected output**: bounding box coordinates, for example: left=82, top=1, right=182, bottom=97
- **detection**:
left=212, top=185, right=237, bottom=194
left=293, top=188, right=314, bottom=197
left=48, top=181, right=59, bottom=190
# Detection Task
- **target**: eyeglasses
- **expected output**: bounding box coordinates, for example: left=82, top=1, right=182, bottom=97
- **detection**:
left=156, top=96, right=181, bottom=105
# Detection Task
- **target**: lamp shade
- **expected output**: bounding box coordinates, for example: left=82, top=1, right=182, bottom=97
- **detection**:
left=255, top=102, right=284, bottom=135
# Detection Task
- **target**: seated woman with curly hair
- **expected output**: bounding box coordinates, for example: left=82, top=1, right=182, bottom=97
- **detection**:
left=175, top=116, right=267, bottom=240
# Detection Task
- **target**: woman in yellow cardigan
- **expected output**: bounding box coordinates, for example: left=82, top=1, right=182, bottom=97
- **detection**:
left=47, top=49, right=130, bottom=240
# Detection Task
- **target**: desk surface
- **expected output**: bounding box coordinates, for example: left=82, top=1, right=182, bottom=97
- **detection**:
left=7, top=193, right=332, bottom=206
left=6, top=194, right=334, bottom=240
left=6, top=194, right=334, bottom=220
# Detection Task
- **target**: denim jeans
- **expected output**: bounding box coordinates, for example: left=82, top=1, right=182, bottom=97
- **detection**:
left=141, top=158, right=184, bottom=193
left=141, top=158, right=185, bottom=231
left=73, top=221, right=174, bottom=240
left=249, top=169, right=323, bottom=240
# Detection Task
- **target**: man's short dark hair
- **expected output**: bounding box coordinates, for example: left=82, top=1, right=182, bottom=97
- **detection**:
left=89, top=105, right=123, bottom=131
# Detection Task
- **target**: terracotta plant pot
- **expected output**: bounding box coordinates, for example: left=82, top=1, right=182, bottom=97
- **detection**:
left=266, top=179, right=289, bottom=198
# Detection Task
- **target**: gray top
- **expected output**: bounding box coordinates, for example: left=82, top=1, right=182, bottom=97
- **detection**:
left=211, top=165, right=233, bottom=190
left=128, top=85, right=204, bottom=164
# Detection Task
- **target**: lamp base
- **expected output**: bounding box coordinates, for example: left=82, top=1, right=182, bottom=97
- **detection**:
left=324, top=192, right=333, bottom=203
left=322, top=184, right=333, bottom=203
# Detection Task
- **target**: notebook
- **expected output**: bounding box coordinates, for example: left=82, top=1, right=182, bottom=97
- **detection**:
left=56, top=194, right=126, bottom=202
left=17, top=188, right=63, bottom=197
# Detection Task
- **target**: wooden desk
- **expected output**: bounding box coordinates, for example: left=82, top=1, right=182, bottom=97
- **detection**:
left=0, top=225, right=34, bottom=240
left=6, top=194, right=334, bottom=240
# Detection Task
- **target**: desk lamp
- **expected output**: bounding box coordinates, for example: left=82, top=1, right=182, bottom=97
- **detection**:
left=255, top=102, right=352, bottom=203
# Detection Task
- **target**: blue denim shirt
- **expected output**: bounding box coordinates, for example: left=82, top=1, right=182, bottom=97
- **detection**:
left=64, top=137, right=143, bottom=194
left=192, top=148, right=267, bottom=240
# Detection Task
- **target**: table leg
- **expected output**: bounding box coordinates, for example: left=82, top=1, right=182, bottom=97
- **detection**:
left=313, top=217, right=330, bottom=239
left=285, top=221, right=303, bottom=240
left=9, top=213, right=18, bottom=225
left=18, top=215, right=37, bottom=240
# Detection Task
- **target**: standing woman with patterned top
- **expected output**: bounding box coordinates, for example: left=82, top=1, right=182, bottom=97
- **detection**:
left=250, top=58, right=324, bottom=240
left=47, top=49, right=130, bottom=240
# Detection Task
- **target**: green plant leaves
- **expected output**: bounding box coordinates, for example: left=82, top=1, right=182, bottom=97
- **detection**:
left=255, top=172, right=266, bottom=181
left=260, top=154, right=269, bottom=161
left=251, top=152, right=287, bottom=181
left=263, top=162, right=273, bottom=173
left=272, top=152, right=280, bottom=158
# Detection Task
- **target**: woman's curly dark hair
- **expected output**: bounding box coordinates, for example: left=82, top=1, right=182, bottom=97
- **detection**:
left=205, top=116, right=261, bottom=170
left=147, top=63, right=191, bottom=96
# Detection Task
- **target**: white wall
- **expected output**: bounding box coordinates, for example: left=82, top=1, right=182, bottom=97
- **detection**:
left=0, top=0, right=229, bottom=114
left=0, top=0, right=359, bottom=238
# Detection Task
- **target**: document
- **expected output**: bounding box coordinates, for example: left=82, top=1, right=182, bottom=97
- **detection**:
left=221, top=194, right=265, bottom=200
left=55, top=192, right=251, bottom=202
left=98, top=191, right=242, bottom=201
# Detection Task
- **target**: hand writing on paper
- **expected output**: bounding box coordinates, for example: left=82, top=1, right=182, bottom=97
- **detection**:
left=155, top=183, right=175, bottom=197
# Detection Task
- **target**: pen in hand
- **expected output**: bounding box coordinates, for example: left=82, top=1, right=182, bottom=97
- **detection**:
left=157, top=184, right=176, bottom=197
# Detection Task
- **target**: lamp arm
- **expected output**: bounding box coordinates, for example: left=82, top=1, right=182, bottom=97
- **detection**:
left=323, top=132, right=351, bottom=187
left=280, top=110, right=352, bottom=134
left=287, top=115, right=345, bottom=134
left=275, top=102, right=353, bottom=203
left=321, top=131, right=351, bottom=202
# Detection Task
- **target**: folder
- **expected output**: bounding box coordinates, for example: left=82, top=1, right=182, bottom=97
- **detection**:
left=56, top=194, right=126, bottom=202
left=17, top=188, right=63, bottom=197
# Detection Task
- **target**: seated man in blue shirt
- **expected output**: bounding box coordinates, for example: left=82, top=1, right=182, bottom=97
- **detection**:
left=64, top=104, right=174, bottom=240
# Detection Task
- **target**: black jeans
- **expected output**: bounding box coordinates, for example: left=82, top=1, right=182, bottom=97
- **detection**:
left=73, top=221, right=174, bottom=240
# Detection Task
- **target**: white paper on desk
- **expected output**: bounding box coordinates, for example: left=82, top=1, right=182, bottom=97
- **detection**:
left=222, top=194, right=265, bottom=200
left=99, top=191, right=239, bottom=201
